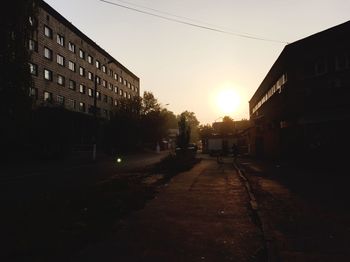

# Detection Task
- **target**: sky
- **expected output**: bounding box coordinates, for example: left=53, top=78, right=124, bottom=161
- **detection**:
left=44, top=0, right=350, bottom=125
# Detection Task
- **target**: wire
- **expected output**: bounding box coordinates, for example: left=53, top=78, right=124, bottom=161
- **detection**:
left=109, top=0, right=257, bottom=37
left=99, top=0, right=288, bottom=44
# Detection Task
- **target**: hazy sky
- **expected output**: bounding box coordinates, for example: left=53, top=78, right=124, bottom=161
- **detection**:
left=45, top=0, right=350, bottom=125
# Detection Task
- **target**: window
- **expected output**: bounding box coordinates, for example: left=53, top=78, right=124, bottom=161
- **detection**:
left=108, top=83, right=113, bottom=90
left=114, top=99, right=118, bottom=106
left=119, top=89, right=123, bottom=96
left=28, top=39, right=37, bottom=52
left=128, top=93, right=131, bottom=99
left=114, top=86, right=118, bottom=93
left=123, top=79, right=127, bottom=86
left=79, top=102, right=85, bottom=112
left=29, top=63, right=37, bottom=76
left=44, top=91, right=52, bottom=102
left=114, top=73, right=118, bottom=80
left=57, top=54, right=65, bottom=66
left=68, top=61, right=76, bottom=72
left=68, top=99, right=76, bottom=109
left=335, top=54, right=349, bottom=71
left=109, top=96, right=113, bottom=105
left=79, top=66, right=85, bottom=76
left=88, top=88, right=93, bottom=97
left=44, top=47, right=52, bottom=60
left=57, top=74, right=65, bottom=86
left=102, top=79, right=107, bottom=88
left=119, top=76, right=122, bottom=83
left=103, top=94, right=108, bottom=103
left=57, top=34, right=65, bottom=46
left=29, top=87, right=38, bottom=99
left=79, top=49, right=85, bottom=59
left=69, top=79, right=76, bottom=90
left=57, top=95, right=65, bottom=105
left=96, top=76, right=100, bottom=85
left=315, top=59, right=327, bottom=75
left=102, top=65, right=106, bottom=73
left=29, top=16, right=36, bottom=27
left=88, top=55, right=93, bottom=64
left=44, top=25, right=52, bottom=38
left=79, top=84, right=86, bottom=94
left=88, top=71, right=93, bottom=81
left=109, top=69, right=113, bottom=77
left=95, top=60, right=100, bottom=69
left=44, top=69, right=52, bottom=81
left=68, top=42, right=75, bottom=53
left=124, top=92, right=127, bottom=98
left=96, top=91, right=101, bottom=100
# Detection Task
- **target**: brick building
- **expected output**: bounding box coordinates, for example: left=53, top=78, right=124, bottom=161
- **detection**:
left=249, top=20, right=350, bottom=160
left=28, top=0, right=140, bottom=119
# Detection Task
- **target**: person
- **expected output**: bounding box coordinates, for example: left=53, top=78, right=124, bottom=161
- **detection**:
left=232, top=143, right=239, bottom=161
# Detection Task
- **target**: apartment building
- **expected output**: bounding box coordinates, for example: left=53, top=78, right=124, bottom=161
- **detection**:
left=28, top=0, right=140, bottom=119
left=249, top=20, right=350, bottom=159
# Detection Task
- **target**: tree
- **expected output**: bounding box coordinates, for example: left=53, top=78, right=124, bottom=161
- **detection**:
left=141, top=91, right=161, bottom=115
left=199, top=124, right=214, bottom=140
left=176, top=114, right=191, bottom=150
left=161, top=109, right=178, bottom=130
left=177, top=111, right=200, bottom=143
left=220, top=116, right=235, bottom=135
left=0, top=0, right=38, bottom=160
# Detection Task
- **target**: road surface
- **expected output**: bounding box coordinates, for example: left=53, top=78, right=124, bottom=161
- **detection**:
left=75, top=157, right=265, bottom=262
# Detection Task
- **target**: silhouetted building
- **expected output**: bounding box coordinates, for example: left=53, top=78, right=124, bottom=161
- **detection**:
left=249, top=20, right=350, bottom=159
left=28, top=0, right=140, bottom=119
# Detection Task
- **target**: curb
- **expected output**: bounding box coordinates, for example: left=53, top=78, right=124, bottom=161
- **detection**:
left=233, top=160, right=279, bottom=262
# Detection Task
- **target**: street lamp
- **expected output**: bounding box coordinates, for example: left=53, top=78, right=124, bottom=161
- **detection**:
left=92, top=60, right=113, bottom=161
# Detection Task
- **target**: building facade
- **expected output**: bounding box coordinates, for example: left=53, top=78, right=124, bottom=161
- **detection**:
left=249, top=21, right=350, bottom=159
left=28, top=0, right=140, bottom=119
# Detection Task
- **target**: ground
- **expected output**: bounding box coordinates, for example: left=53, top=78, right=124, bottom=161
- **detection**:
left=2, top=153, right=350, bottom=261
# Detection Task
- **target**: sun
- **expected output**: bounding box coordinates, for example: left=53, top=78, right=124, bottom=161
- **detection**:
left=216, top=88, right=240, bottom=115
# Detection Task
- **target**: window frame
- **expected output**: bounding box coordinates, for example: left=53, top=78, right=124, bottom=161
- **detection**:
left=44, top=68, right=53, bottom=81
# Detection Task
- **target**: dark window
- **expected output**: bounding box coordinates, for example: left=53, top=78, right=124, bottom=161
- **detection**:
left=57, top=34, right=65, bottom=46
left=79, top=84, right=86, bottom=94
left=57, top=74, right=65, bottom=86
left=44, top=69, right=52, bottom=81
left=57, top=54, right=65, bottom=66
left=79, top=49, right=85, bottom=59
left=44, top=91, right=52, bottom=102
left=44, top=47, right=52, bottom=60
left=68, top=42, right=76, bottom=53
left=44, top=25, right=52, bottom=38
left=28, top=39, right=38, bottom=52
left=29, top=63, right=37, bottom=76
left=79, top=102, right=85, bottom=112
left=57, top=95, right=65, bottom=105
left=69, top=79, right=76, bottom=90
left=29, top=87, right=38, bottom=99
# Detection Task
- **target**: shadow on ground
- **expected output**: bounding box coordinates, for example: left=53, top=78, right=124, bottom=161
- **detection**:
left=1, top=155, right=201, bottom=262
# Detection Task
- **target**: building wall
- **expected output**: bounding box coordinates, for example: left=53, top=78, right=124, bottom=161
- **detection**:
left=29, top=1, right=140, bottom=118
left=248, top=21, right=350, bottom=160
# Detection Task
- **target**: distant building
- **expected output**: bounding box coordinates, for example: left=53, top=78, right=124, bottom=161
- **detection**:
left=28, top=0, right=140, bottom=119
left=249, top=21, right=350, bottom=159
left=202, top=119, right=251, bottom=155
